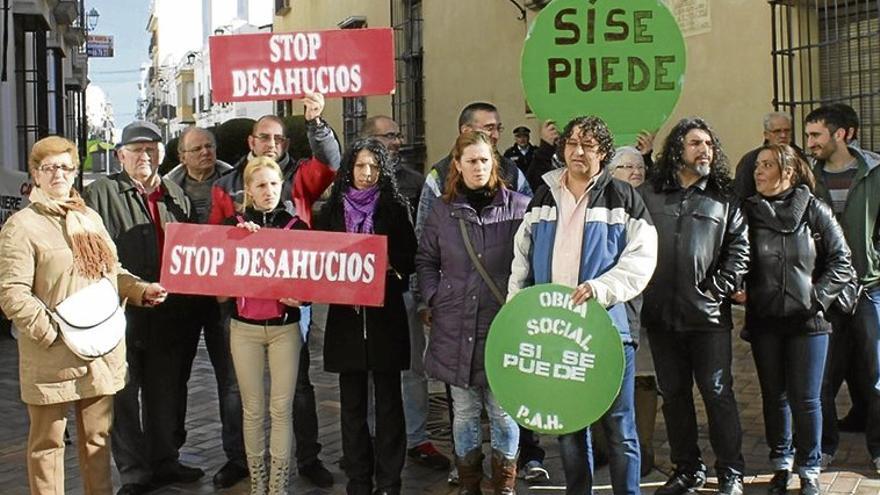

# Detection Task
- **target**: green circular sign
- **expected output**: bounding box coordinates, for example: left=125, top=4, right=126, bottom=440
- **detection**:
left=521, top=0, right=686, bottom=146
left=485, top=284, right=624, bottom=435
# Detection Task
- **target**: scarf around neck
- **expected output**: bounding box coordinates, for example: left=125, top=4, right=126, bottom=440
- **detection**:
left=29, top=186, right=115, bottom=280
left=343, top=185, right=380, bottom=234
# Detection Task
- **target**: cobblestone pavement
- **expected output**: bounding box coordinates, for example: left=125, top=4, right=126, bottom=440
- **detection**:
left=0, top=306, right=877, bottom=494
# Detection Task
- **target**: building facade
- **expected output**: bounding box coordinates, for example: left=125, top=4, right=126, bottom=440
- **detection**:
left=143, top=0, right=275, bottom=138
left=1, top=0, right=89, bottom=173
left=273, top=0, right=879, bottom=170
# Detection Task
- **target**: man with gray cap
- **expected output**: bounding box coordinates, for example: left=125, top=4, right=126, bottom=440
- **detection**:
left=85, top=121, right=201, bottom=495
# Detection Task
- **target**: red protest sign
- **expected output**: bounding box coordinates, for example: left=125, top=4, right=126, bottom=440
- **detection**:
left=159, top=224, right=388, bottom=306
left=209, top=28, right=395, bottom=102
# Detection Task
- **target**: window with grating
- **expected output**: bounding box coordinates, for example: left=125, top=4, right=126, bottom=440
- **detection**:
left=13, top=17, right=50, bottom=172
left=392, top=0, right=425, bottom=169
left=770, top=0, right=879, bottom=151
left=818, top=1, right=879, bottom=151
left=341, top=17, right=368, bottom=147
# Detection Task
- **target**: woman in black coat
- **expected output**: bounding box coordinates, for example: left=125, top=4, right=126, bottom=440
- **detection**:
left=315, top=138, right=417, bottom=495
left=732, top=144, right=853, bottom=495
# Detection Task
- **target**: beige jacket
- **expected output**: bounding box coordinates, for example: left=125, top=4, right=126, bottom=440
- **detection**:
left=0, top=203, right=149, bottom=405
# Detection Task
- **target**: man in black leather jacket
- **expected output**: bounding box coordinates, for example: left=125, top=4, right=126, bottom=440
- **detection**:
left=640, top=118, right=749, bottom=495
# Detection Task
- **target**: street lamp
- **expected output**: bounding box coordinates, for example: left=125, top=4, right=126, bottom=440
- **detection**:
left=87, top=8, right=100, bottom=32
left=78, top=5, right=100, bottom=189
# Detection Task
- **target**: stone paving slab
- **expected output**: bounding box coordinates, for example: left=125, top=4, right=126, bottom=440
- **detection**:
left=0, top=306, right=877, bottom=494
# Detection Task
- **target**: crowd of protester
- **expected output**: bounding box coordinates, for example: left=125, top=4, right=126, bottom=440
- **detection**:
left=0, top=95, right=878, bottom=495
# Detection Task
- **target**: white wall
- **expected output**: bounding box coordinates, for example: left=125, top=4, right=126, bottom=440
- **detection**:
left=247, top=0, right=273, bottom=28
left=155, top=0, right=202, bottom=66
left=0, top=13, right=19, bottom=171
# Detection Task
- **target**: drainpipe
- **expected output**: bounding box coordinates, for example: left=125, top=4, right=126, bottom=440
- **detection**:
left=2, top=0, right=9, bottom=81
left=78, top=0, right=88, bottom=190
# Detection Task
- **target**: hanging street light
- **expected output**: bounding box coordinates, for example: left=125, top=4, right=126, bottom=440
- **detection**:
left=87, top=8, right=100, bottom=32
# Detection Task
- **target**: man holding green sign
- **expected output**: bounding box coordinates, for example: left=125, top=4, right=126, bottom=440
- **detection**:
left=520, top=0, right=685, bottom=146
left=507, top=115, right=657, bottom=495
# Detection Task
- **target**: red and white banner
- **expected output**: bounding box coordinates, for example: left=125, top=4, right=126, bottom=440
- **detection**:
left=209, top=28, right=395, bottom=102
left=160, top=224, right=388, bottom=306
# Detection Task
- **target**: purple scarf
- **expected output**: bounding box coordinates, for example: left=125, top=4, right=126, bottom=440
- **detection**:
left=343, top=185, right=380, bottom=234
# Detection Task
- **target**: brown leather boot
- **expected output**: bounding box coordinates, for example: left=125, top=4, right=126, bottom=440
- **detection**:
left=456, top=448, right=485, bottom=495
left=490, top=450, right=517, bottom=495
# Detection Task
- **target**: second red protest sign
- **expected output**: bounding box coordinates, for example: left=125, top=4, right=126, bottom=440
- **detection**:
left=160, top=224, right=389, bottom=306
left=209, top=28, right=395, bottom=102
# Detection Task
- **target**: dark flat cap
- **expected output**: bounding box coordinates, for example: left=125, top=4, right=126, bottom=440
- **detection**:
left=120, top=120, right=162, bottom=146
left=513, top=126, right=531, bottom=136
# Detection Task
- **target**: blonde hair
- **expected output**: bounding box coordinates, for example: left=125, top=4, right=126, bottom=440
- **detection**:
left=242, top=156, right=283, bottom=208
left=29, top=136, right=79, bottom=177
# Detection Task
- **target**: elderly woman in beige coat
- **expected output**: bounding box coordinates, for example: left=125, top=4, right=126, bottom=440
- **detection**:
left=0, top=136, right=167, bottom=495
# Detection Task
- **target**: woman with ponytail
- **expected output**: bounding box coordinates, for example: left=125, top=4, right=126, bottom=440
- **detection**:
left=0, top=136, right=166, bottom=494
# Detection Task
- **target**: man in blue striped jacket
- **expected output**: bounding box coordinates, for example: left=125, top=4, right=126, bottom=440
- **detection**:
left=508, top=116, right=658, bottom=495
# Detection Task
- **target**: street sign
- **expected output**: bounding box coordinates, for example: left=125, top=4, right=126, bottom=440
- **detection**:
left=521, top=0, right=686, bottom=146
left=86, top=35, right=114, bottom=57
left=209, top=28, right=395, bottom=102
left=485, top=284, right=625, bottom=435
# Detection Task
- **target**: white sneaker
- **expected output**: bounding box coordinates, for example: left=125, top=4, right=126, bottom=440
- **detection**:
left=820, top=453, right=834, bottom=470
left=522, top=460, right=550, bottom=483
left=872, top=456, right=880, bottom=475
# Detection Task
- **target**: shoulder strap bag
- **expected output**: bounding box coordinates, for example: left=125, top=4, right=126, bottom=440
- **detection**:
left=44, top=277, right=127, bottom=360
left=458, top=217, right=506, bottom=305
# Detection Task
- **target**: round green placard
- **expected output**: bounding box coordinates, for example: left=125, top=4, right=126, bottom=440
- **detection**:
left=485, top=284, right=624, bottom=435
left=521, top=0, right=686, bottom=146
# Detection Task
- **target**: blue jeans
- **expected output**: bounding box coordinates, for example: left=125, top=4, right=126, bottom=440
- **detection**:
left=401, top=291, right=430, bottom=448
left=449, top=385, right=519, bottom=459
left=822, top=288, right=880, bottom=458
left=647, top=330, right=744, bottom=476
left=558, top=344, right=640, bottom=495
left=751, top=332, right=827, bottom=480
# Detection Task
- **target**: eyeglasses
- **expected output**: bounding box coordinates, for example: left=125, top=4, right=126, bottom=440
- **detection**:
left=182, top=142, right=216, bottom=153
left=37, top=163, right=76, bottom=174
left=616, top=163, right=646, bottom=171
left=254, top=133, right=287, bottom=144
left=476, top=123, right=504, bottom=134
left=767, top=128, right=791, bottom=135
left=123, top=145, right=159, bottom=155
left=373, top=132, right=403, bottom=141
left=565, top=140, right=601, bottom=153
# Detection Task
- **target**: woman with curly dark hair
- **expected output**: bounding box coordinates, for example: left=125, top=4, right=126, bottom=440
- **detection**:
left=641, top=118, right=750, bottom=495
left=316, top=138, right=417, bottom=495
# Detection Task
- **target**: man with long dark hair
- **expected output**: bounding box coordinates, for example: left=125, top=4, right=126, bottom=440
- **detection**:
left=641, top=118, right=748, bottom=495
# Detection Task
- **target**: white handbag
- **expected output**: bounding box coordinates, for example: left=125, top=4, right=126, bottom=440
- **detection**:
left=47, top=277, right=127, bottom=360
